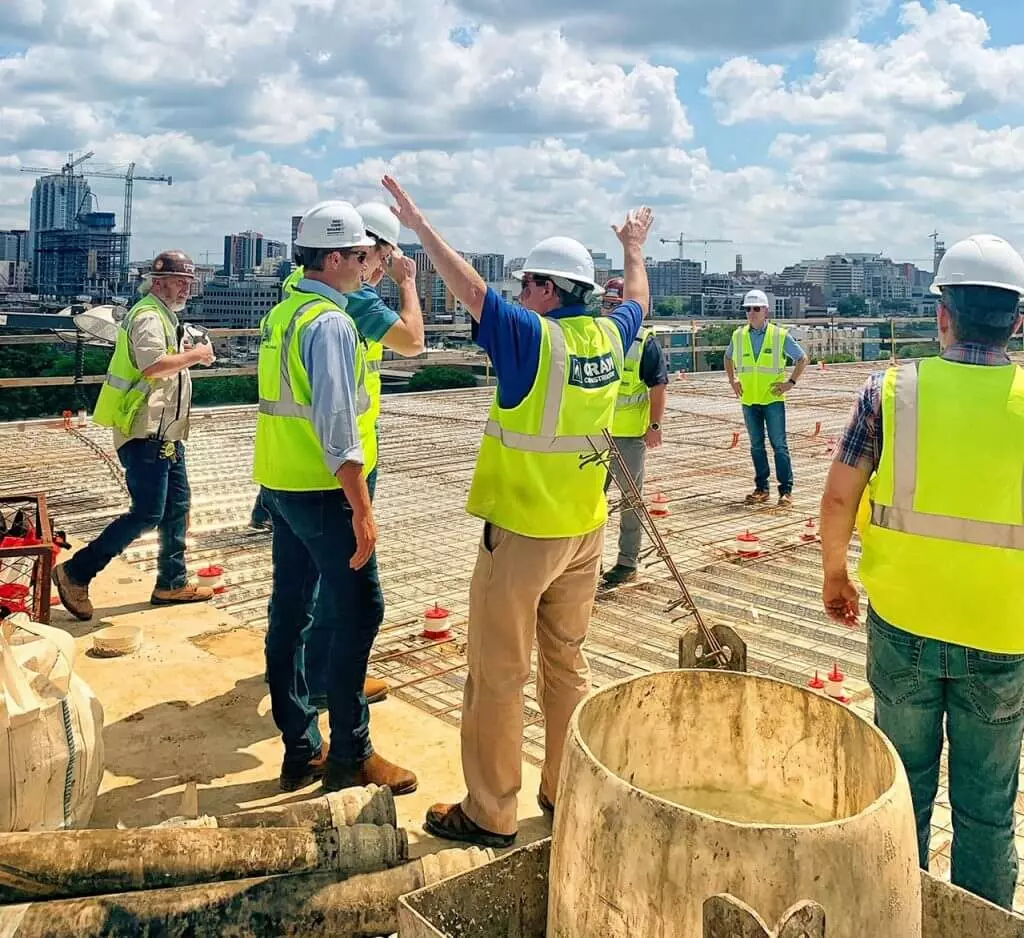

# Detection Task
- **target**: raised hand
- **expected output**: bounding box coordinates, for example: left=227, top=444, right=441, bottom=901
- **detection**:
left=382, top=176, right=425, bottom=233
left=612, top=207, right=655, bottom=248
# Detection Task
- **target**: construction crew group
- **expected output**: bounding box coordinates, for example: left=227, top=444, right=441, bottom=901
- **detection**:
left=51, top=179, right=1024, bottom=909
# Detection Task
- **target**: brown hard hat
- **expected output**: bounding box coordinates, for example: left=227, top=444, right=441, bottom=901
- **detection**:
left=152, top=250, right=195, bottom=278
left=603, top=276, right=625, bottom=299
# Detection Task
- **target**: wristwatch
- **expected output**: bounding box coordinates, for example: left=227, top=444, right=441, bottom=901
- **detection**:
left=649, top=422, right=662, bottom=431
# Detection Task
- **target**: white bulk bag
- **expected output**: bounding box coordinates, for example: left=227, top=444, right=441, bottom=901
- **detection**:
left=0, top=613, right=104, bottom=830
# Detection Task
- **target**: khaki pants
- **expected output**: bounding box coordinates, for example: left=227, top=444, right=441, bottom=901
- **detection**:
left=460, top=522, right=604, bottom=835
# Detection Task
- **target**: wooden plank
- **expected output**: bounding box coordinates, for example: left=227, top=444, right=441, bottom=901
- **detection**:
left=0, top=367, right=258, bottom=389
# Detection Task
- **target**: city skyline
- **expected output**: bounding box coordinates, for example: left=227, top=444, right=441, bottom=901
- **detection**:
left=1, top=2, right=1023, bottom=274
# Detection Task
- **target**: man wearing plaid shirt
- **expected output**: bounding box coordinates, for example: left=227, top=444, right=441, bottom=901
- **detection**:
left=819, top=234, right=1024, bottom=909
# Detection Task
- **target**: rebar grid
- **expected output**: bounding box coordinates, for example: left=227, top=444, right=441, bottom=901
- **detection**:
left=5, top=361, right=1021, bottom=902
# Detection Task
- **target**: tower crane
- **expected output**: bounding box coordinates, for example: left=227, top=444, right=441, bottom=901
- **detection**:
left=658, top=232, right=733, bottom=273
left=21, top=154, right=172, bottom=286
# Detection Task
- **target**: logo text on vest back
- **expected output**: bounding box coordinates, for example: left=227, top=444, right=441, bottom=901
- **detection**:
left=568, top=353, right=619, bottom=390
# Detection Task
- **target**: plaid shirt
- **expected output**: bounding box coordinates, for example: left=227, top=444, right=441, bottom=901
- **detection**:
left=836, top=344, right=1015, bottom=472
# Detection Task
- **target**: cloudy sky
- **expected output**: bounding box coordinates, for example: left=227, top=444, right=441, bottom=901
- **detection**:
left=1, top=0, right=1023, bottom=272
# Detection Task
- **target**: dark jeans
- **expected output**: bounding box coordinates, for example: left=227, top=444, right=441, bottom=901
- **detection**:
left=867, top=607, right=1024, bottom=909
left=741, top=402, right=793, bottom=494
left=250, top=488, right=271, bottom=527
left=263, top=484, right=384, bottom=769
left=305, top=468, right=377, bottom=703
left=65, top=438, right=189, bottom=591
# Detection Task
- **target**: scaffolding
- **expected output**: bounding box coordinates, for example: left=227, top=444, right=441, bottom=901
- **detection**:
left=35, top=226, right=127, bottom=301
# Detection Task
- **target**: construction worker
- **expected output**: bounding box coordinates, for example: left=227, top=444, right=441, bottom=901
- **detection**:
left=254, top=200, right=416, bottom=796
left=820, top=234, right=1024, bottom=910
left=52, top=251, right=216, bottom=619
left=301, top=201, right=424, bottom=709
left=383, top=174, right=654, bottom=848
left=256, top=202, right=425, bottom=707
left=725, top=289, right=808, bottom=507
left=600, top=276, right=669, bottom=587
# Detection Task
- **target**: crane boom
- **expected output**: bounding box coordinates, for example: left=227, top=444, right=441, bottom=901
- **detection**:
left=658, top=232, right=733, bottom=271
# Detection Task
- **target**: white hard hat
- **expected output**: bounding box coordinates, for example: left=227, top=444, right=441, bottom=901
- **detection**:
left=930, top=234, right=1024, bottom=296
left=742, top=289, right=770, bottom=308
left=355, top=202, right=402, bottom=253
left=513, top=236, right=604, bottom=297
left=294, top=200, right=375, bottom=250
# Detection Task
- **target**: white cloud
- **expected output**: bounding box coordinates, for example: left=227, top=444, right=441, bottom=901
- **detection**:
left=0, top=0, right=690, bottom=151
left=706, top=1, right=1024, bottom=128
left=452, top=0, right=884, bottom=53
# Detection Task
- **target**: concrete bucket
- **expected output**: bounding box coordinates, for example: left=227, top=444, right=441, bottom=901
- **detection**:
left=548, top=669, right=921, bottom=938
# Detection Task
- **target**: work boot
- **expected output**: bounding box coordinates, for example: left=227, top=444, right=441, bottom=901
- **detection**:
left=151, top=584, right=215, bottom=606
left=601, top=564, right=637, bottom=587
left=744, top=489, right=770, bottom=506
left=323, top=752, right=418, bottom=795
left=280, top=746, right=329, bottom=792
left=778, top=493, right=793, bottom=508
left=424, top=803, right=515, bottom=849
left=52, top=564, right=93, bottom=622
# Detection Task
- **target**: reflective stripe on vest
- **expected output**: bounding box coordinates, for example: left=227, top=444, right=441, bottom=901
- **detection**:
left=733, top=324, right=787, bottom=406
left=92, top=296, right=177, bottom=434
left=612, top=326, right=652, bottom=437
left=858, top=357, right=1024, bottom=653
left=466, top=313, right=625, bottom=538
left=257, top=299, right=371, bottom=420
left=868, top=362, right=1024, bottom=550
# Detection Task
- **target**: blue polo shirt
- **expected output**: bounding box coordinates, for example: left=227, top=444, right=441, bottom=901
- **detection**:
left=474, top=288, right=644, bottom=409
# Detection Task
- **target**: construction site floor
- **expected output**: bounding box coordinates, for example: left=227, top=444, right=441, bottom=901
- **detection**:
left=3, top=357, right=1024, bottom=906
left=35, top=551, right=548, bottom=853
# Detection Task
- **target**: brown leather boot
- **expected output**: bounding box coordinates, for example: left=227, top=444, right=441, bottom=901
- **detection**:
left=323, top=752, right=417, bottom=795
left=151, top=584, right=215, bottom=605
left=52, top=564, right=93, bottom=621
left=364, top=677, right=389, bottom=704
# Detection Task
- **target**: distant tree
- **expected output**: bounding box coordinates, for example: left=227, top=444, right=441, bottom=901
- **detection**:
left=900, top=342, right=940, bottom=360
left=407, top=365, right=478, bottom=392
left=812, top=353, right=856, bottom=364
left=837, top=295, right=869, bottom=318
left=654, top=297, right=689, bottom=318
left=698, top=324, right=736, bottom=372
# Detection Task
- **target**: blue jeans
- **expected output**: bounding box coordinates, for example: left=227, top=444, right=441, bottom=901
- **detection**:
left=65, top=438, right=189, bottom=591
left=305, top=468, right=377, bottom=704
left=742, top=402, right=793, bottom=494
left=867, top=607, right=1024, bottom=909
left=262, top=485, right=384, bottom=769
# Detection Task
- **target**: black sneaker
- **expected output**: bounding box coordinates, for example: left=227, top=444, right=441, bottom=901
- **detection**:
left=601, top=564, right=637, bottom=587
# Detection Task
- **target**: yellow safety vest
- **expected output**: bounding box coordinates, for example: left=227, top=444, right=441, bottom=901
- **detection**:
left=253, top=290, right=377, bottom=492
left=858, top=358, right=1024, bottom=653
left=612, top=327, right=653, bottom=438
left=364, top=339, right=383, bottom=425
left=731, top=323, right=789, bottom=406
left=288, top=268, right=385, bottom=427
left=92, top=295, right=177, bottom=436
left=466, top=314, right=624, bottom=538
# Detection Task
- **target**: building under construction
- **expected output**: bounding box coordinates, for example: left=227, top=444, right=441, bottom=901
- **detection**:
left=34, top=211, right=127, bottom=300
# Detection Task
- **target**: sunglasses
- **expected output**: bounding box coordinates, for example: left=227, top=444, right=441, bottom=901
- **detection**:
left=340, top=250, right=368, bottom=264
left=520, top=275, right=550, bottom=290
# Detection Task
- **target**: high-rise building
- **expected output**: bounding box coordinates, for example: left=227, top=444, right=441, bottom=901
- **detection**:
left=0, top=261, right=28, bottom=292
left=825, top=255, right=866, bottom=299
left=0, top=230, right=28, bottom=263
left=589, top=251, right=612, bottom=287
left=290, top=215, right=302, bottom=261
left=465, top=252, right=505, bottom=283
left=223, top=230, right=266, bottom=277
left=646, top=258, right=703, bottom=298
left=35, top=212, right=126, bottom=299
left=28, top=174, right=94, bottom=288
left=735, top=254, right=743, bottom=276
left=193, top=276, right=282, bottom=329
left=265, top=238, right=286, bottom=261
